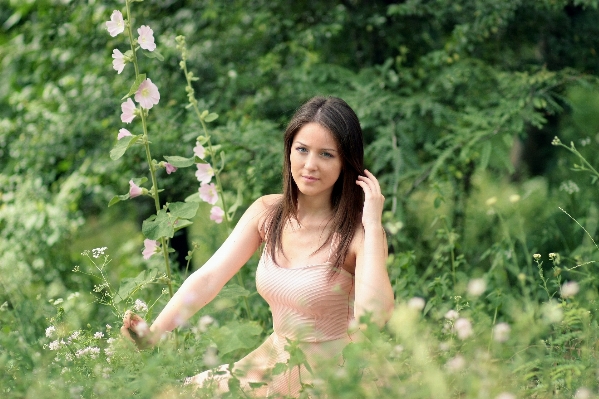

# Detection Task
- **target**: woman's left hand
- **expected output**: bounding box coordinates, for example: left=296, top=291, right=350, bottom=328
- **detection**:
left=356, top=169, right=385, bottom=229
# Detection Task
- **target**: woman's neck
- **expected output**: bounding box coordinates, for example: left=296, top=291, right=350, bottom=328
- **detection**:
left=295, top=193, right=334, bottom=224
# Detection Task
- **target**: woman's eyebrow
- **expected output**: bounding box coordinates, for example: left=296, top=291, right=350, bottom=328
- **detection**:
left=294, top=140, right=338, bottom=152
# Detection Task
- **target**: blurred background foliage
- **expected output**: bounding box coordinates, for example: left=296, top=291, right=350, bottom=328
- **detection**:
left=2, top=0, right=599, bottom=397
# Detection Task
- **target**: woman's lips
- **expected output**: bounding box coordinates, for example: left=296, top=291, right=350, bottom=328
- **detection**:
left=302, top=175, right=318, bottom=181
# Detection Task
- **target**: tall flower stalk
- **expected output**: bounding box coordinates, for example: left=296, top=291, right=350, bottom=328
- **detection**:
left=176, top=35, right=252, bottom=318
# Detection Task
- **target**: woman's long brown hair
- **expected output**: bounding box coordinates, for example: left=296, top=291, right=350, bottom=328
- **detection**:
left=262, top=96, right=365, bottom=275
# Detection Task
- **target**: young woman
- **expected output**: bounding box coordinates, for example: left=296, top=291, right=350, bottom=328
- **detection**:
left=122, top=96, right=395, bottom=397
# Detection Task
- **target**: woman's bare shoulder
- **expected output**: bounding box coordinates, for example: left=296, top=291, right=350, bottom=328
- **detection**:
left=256, top=193, right=283, bottom=208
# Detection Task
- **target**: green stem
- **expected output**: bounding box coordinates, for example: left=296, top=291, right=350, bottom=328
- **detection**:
left=179, top=46, right=252, bottom=319
left=126, top=0, right=173, bottom=298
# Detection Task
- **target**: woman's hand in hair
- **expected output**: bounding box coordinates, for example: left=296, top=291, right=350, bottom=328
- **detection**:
left=356, top=169, right=385, bottom=229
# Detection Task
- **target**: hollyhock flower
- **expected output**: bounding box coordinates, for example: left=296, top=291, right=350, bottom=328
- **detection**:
left=137, top=25, right=156, bottom=51
left=117, top=128, right=132, bottom=140
left=193, top=142, right=205, bottom=159
left=134, top=78, right=160, bottom=109
left=106, top=10, right=125, bottom=37
left=165, top=163, right=177, bottom=174
left=195, top=163, right=214, bottom=184
left=129, top=180, right=143, bottom=198
left=121, top=98, right=136, bottom=123
left=210, top=206, right=225, bottom=224
left=493, top=322, right=511, bottom=343
left=561, top=281, right=579, bottom=298
left=199, top=182, right=218, bottom=205
left=467, top=278, right=486, bottom=297
left=142, top=239, right=160, bottom=260
left=454, top=318, right=473, bottom=340
left=112, top=49, right=126, bottom=74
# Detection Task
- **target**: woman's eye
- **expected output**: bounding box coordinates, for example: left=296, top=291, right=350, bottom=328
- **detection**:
left=296, top=147, right=307, bottom=153
left=321, top=152, right=333, bottom=158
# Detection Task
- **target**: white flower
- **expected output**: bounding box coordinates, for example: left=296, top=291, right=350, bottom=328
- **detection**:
left=445, top=354, right=466, bottom=372
left=467, top=278, right=486, bottom=297
left=495, top=393, right=516, bottom=399
left=493, top=322, right=511, bottom=343
left=134, top=299, right=148, bottom=312
left=454, top=318, right=473, bottom=340
left=407, top=297, right=426, bottom=311
left=199, top=315, right=215, bottom=332
left=574, top=387, right=593, bottom=399
left=70, top=331, right=81, bottom=341
left=94, top=332, right=104, bottom=339
left=105, top=10, right=125, bottom=37
left=112, top=49, right=126, bottom=74
left=92, top=247, right=107, bottom=258
left=106, top=324, right=112, bottom=330
left=45, top=326, right=56, bottom=338
left=444, top=309, right=459, bottom=320
left=48, top=340, right=61, bottom=350
left=561, top=281, right=580, bottom=298
left=137, top=25, right=156, bottom=51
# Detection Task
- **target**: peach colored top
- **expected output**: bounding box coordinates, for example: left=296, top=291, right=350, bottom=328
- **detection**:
left=187, top=243, right=356, bottom=397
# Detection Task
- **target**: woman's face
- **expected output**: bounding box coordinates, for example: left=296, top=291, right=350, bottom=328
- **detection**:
left=290, top=122, right=343, bottom=202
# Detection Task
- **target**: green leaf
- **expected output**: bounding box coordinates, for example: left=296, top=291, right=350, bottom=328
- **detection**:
left=194, top=156, right=208, bottom=164
left=142, top=49, right=164, bottom=61
left=480, top=140, right=492, bottom=170
left=113, top=270, right=157, bottom=305
left=204, top=112, right=219, bottom=122
left=184, top=192, right=202, bottom=203
left=227, top=184, right=245, bottom=219
left=108, top=194, right=130, bottom=207
left=122, top=73, right=146, bottom=100
left=142, top=209, right=175, bottom=240
left=163, top=155, right=195, bottom=168
left=174, top=218, right=193, bottom=232
left=196, top=135, right=210, bottom=145
left=206, top=320, right=262, bottom=355
left=110, top=135, right=141, bottom=160
left=169, top=201, right=199, bottom=219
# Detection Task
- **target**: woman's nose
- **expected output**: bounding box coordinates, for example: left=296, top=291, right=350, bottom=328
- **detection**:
left=304, top=153, right=317, bottom=170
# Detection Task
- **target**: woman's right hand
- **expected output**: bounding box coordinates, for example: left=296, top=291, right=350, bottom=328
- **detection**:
left=121, top=310, right=155, bottom=350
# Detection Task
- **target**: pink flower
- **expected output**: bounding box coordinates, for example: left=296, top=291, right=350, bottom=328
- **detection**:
left=117, top=128, right=132, bottom=140
left=106, top=10, right=125, bottom=37
left=137, top=25, right=156, bottom=51
left=142, top=239, right=160, bottom=260
left=454, top=318, right=473, bottom=340
left=210, top=206, right=225, bottom=224
left=121, top=98, right=136, bottom=123
left=193, top=142, right=205, bottom=159
left=112, top=49, right=126, bottom=74
left=195, top=163, right=214, bottom=184
left=199, top=182, right=218, bottom=205
left=129, top=180, right=143, bottom=198
left=165, top=163, right=177, bottom=174
left=134, top=78, right=160, bottom=109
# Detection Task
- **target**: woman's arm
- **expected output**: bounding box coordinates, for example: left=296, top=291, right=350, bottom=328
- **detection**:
left=123, top=195, right=277, bottom=345
left=354, top=170, right=395, bottom=327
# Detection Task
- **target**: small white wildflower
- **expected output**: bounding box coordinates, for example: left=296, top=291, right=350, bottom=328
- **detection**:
left=444, top=310, right=459, bottom=320
left=53, top=298, right=64, bottom=305
left=391, top=345, right=404, bottom=357
left=133, top=299, right=148, bottom=312
left=106, top=338, right=116, bottom=344
left=203, top=347, right=219, bottom=367
left=454, top=318, right=473, bottom=340
left=574, top=387, right=592, bottom=399
left=580, top=137, right=591, bottom=147
left=91, top=247, right=108, bottom=258
left=45, top=326, right=56, bottom=338
left=486, top=197, right=497, bottom=206
left=70, top=331, right=81, bottom=341
left=199, top=315, right=215, bottom=332
left=445, top=354, right=466, bottom=372
left=407, top=297, right=426, bottom=311
left=533, top=253, right=541, bottom=261
left=106, top=324, right=112, bottom=330
left=495, top=393, right=516, bottom=399
left=467, top=278, right=486, bottom=297
left=561, top=281, right=580, bottom=298
left=94, top=332, right=104, bottom=339
left=438, top=342, right=451, bottom=351
left=559, top=180, right=580, bottom=194
left=65, top=353, right=74, bottom=361
left=541, top=301, right=564, bottom=324
left=509, top=194, right=520, bottom=203
left=48, top=340, right=61, bottom=350
left=493, top=322, right=511, bottom=343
